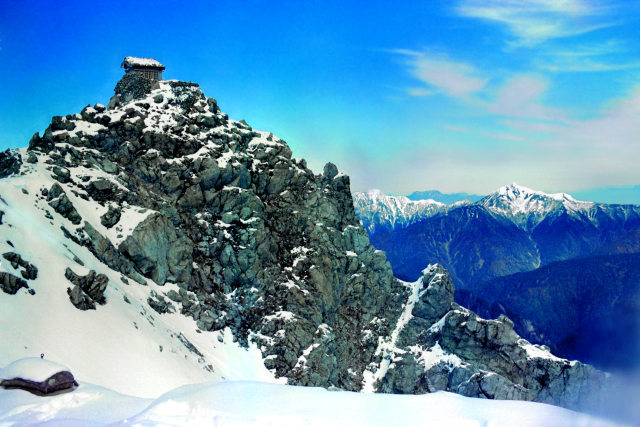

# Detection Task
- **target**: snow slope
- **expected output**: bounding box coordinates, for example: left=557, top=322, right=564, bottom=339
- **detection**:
left=0, top=158, right=279, bottom=397
left=0, top=379, right=621, bottom=427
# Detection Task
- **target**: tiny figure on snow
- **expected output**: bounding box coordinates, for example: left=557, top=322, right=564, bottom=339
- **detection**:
left=40, top=353, right=44, bottom=359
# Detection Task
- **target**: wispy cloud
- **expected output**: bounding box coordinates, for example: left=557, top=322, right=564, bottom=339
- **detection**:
left=392, top=50, right=488, bottom=97
left=501, top=119, right=566, bottom=134
left=407, top=88, right=434, bottom=97
left=394, top=49, right=568, bottom=122
left=444, top=125, right=528, bottom=142
left=534, top=40, right=640, bottom=72
left=485, top=75, right=564, bottom=121
left=456, top=0, right=617, bottom=46
left=539, top=59, right=640, bottom=72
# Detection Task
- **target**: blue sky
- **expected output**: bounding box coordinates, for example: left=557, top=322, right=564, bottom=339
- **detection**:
left=1, top=1, right=639, bottom=201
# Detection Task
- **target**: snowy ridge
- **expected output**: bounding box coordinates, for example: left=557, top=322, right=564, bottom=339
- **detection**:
left=353, top=189, right=448, bottom=233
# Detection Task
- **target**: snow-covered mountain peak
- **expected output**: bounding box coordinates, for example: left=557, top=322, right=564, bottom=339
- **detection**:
left=482, top=183, right=595, bottom=229
left=353, top=190, right=447, bottom=232
left=497, top=183, right=582, bottom=204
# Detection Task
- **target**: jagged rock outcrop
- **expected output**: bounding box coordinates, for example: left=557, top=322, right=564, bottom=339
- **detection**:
left=100, top=205, right=121, bottom=228
left=45, top=183, right=82, bottom=224
left=65, top=267, right=108, bottom=310
left=0, top=149, right=22, bottom=178
left=2, top=252, right=38, bottom=280
left=371, top=265, right=608, bottom=410
left=0, top=75, right=611, bottom=411
left=0, top=272, right=29, bottom=295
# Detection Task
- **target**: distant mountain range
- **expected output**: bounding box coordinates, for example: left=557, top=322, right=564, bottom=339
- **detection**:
left=355, top=183, right=640, bottom=282
left=353, top=183, right=640, bottom=369
left=404, top=185, right=640, bottom=206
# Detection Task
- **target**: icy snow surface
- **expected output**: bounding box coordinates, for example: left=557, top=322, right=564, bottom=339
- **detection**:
left=0, top=379, right=621, bottom=427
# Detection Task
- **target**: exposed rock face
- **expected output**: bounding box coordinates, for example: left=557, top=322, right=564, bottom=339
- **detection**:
left=1, top=75, right=611, bottom=411
left=100, top=205, right=121, bottom=228
left=118, top=213, right=193, bottom=285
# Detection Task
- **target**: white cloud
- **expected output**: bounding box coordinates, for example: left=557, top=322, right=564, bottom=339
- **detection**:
left=456, top=0, right=616, bottom=46
left=554, top=85, right=640, bottom=149
left=486, top=75, right=564, bottom=121
left=393, top=50, right=488, bottom=97
left=393, top=48, right=566, bottom=122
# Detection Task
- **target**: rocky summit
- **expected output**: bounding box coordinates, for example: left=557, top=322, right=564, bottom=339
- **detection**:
left=0, top=74, right=611, bottom=411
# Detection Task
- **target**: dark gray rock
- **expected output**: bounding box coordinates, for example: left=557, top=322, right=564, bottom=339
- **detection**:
left=1, top=371, right=78, bottom=395
left=100, top=205, right=122, bottom=228
left=0, top=272, right=29, bottom=295
left=65, top=267, right=108, bottom=305
left=48, top=188, right=82, bottom=225
left=81, top=222, right=146, bottom=285
left=148, top=290, right=176, bottom=314
left=2, top=252, right=38, bottom=280
left=0, top=150, right=21, bottom=178
left=323, top=162, right=339, bottom=180
left=411, top=264, right=454, bottom=324
left=52, top=166, right=71, bottom=183
left=67, top=284, right=96, bottom=310
left=87, top=179, right=118, bottom=202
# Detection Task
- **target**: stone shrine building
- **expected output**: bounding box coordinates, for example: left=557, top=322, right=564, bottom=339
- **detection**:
left=120, top=57, right=165, bottom=81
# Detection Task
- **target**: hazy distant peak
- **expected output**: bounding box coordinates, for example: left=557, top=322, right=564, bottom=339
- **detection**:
left=496, top=182, right=580, bottom=203
left=406, top=189, right=483, bottom=204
